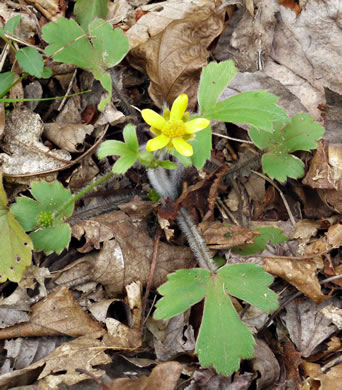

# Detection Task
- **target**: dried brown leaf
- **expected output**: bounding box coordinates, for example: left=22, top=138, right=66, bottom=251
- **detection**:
left=305, top=224, right=342, bottom=256
left=264, top=257, right=327, bottom=304
left=79, top=211, right=195, bottom=295
left=128, top=4, right=225, bottom=109
left=198, top=221, right=257, bottom=250
left=0, top=286, right=103, bottom=339
left=104, top=361, right=182, bottom=390
left=44, top=123, right=94, bottom=153
left=281, top=298, right=338, bottom=357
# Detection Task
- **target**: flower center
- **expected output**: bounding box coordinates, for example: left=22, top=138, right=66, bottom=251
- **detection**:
left=162, top=119, right=186, bottom=138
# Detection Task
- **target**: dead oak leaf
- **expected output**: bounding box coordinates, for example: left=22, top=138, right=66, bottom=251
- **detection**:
left=198, top=221, right=257, bottom=250
left=128, top=3, right=225, bottom=109
left=264, top=257, right=328, bottom=304
left=0, top=286, right=104, bottom=339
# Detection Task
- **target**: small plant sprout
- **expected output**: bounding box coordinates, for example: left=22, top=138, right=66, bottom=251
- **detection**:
left=142, top=94, right=210, bottom=156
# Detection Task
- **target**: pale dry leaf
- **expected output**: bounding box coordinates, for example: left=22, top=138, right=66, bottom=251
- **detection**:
left=43, top=123, right=94, bottom=153
left=71, top=219, right=115, bottom=253
left=0, top=332, right=108, bottom=388
left=281, top=298, right=339, bottom=357
left=0, top=107, right=71, bottom=175
left=129, top=3, right=225, bottom=109
left=126, top=0, right=212, bottom=48
left=2, top=337, right=60, bottom=372
left=252, top=339, right=280, bottom=390
left=88, top=299, right=120, bottom=323
left=320, top=304, right=342, bottom=330
left=154, top=313, right=196, bottom=362
left=264, top=257, right=327, bottom=304
left=103, top=318, right=141, bottom=349
left=0, top=286, right=104, bottom=339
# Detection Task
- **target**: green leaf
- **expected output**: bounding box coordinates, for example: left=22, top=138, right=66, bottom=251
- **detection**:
left=0, top=72, right=15, bottom=97
left=98, top=139, right=131, bottom=159
left=219, top=264, right=279, bottom=312
left=170, top=122, right=211, bottom=169
left=203, top=90, right=288, bottom=133
left=16, top=47, right=44, bottom=78
left=5, top=15, right=21, bottom=35
left=232, top=227, right=289, bottom=256
left=196, top=273, right=255, bottom=375
left=262, top=153, right=304, bottom=182
left=157, top=160, right=178, bottom=170
left=190, top=126, right=212, bottom=169
left=0, top=173, right=33, bottom=283
left=112, top=153, right=137, bottom=174
left=154, top=265, right=278, bottom=376
left=11, top=181, right=74, bottom=255
left=41, top=66, right=53, bottom=79
left=89, top=19, right=129, bottom=69
left=43, top=17, right=97, bottom=69
left=75, top=0, right=109, bottom=31
left=92, top=68, right=112, bottom=111
left=249, top=113, right=325, bottom=181
left=123, top=123, right=139, bottom=153
left=198, top=60, right=237, bottom=113
left=30, top=223, right=71, bottom=255
left=154, top=269, right=210, bottom=319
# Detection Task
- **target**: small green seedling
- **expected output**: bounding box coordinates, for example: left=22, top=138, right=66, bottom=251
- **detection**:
left=11, top=181, right=74, bottom=255
left=249, top=115, right=325, bottom=182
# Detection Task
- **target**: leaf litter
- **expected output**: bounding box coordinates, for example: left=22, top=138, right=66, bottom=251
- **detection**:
left=0, top=0, right=342, bottom=388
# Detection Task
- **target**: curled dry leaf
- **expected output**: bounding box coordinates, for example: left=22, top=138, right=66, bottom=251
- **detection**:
left=0, top=286, right=104, bottom=339
left=304, top=223, right=342, bottom=257
left=264, top=257, right=327, bottom=304
left=43, top=123, right=94, bottom=153
left=198, top=221, right=257, bottom=250
left=128, top=3, right=225, bottom=109
left=0, top=107, right=71, bottom=176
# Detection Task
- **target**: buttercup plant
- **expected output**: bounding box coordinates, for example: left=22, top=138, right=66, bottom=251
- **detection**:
left=142, top=93, right=210, bottom=156
left=4, top=59, right=325, bottom=376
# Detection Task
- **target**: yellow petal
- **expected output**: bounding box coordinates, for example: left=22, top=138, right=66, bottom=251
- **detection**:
left=170, top=94, right=188, bottom=121
left=184, top=118, right=210, bottom=133
left=142, top=109, right=166, bottom=130
left=172, top=137, right=193, bottom=156
left=146, top=134, right=170, bottom=151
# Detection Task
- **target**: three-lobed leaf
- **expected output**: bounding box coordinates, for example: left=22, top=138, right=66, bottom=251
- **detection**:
left=249, top=113, right=325, bottom=181
left=154, top=264, right=278, bottom=376
left=0, top=173, right=33, bottom=283
left=11, top=181, right=74, bottom=255
left=42, top=17, right=129, bottom=111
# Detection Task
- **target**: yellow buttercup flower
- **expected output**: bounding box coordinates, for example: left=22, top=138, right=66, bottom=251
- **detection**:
left=141, top=94, right=210, bottom=157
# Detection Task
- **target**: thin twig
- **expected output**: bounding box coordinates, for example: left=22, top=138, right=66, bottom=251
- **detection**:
left=212, top=131, right=254, bottom=144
